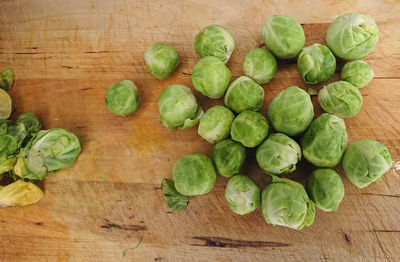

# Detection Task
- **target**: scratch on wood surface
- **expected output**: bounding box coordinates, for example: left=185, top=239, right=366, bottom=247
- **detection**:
left=191, top=236, right=290, bottom=248
left=371, top=230, right=400, bottom=233
left=344, top=233, right=350, bottom=243
left=361, top=193, right=400, bottom=198
left=101, top=223, right=147, bottom=231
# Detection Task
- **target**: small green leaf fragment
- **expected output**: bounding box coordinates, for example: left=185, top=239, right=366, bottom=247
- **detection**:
left=161, top=178, right=188, bottom=211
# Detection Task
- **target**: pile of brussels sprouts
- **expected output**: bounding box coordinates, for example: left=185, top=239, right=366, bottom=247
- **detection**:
left=104, top=13, right=392, bottom=230
left=0, top=69, right=81, bottom=208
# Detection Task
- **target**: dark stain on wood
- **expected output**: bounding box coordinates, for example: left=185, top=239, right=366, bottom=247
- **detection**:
left=344, top=233, right=350, bottom=243
left=80, top=87, right=92, bottom=91
left=101, top=223, right=147, bottom=231
left=191, top=236, right=290, bottom=248
left=34, top=222, right=43, bottom=226
left=61, top=65, right=73, bottom=69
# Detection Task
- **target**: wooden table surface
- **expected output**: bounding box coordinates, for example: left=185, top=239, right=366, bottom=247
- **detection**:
left=1, top=0, right=400, bottom=261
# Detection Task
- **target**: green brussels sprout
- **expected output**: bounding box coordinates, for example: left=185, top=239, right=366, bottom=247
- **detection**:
left=161, top=178, right=188, bottom=211
left=225, top=175, right=260, bottom=215
left=0, top=154, right=16, bottom=174
left=193, top=25, right=235, bottom=64
left=198, top=106, right=234, bottom=144
left=172, top=153, right=216, bottom=196
left=0, top=89, right=12, bottom=119
left=0, top=68, right=14, bottom=91
left=318, top=81, right=362, bottom=119
left=261, top=176, right=315, bottom=230
left=211, top=138, right=246, bottom=177
left=17, top=112, right=41, bottom=142
left=343, top=139, right=392, bottom=188
left=268, top=86, right=314, bottom=136
left=341, top=60, right=374, bottom=88
left=261, top=15, right=305, bottom=59
left=256, top=133, right=301, bottom=175
left=0, top=180, right=44, bottom=208
left=144, top=42, right=180, bottom=79
left=301, top=113, right=348, bottom=167
left=192, top=56, right=232, bottom=99
left=326, top=13, right=379, bottom=60
left=0, top=120, right=27, bottom=157
left=231, top=110, right=269, bottom=148
left=306, top=168, right=345, bottom=212
left=158, top=84, right=203, bottom=130
left=224, top=76, right=264, bottom=113
left=105, top=80, right=140, bottom=116
left=14, top=128, right=81, bottom=180
left=297, top=43, right=336, bottom=84
left=242, top=48, right=277, bottom=84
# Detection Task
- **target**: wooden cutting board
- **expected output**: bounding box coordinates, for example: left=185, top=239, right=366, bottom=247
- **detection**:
left=0, top=0, right=399, bottom=261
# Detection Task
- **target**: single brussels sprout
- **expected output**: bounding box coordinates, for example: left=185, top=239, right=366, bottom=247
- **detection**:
left=326, top=13, right=379, bottom=60
left=0, top=120, right=27, bottom=157
left=14, top=128, right=81, bottom=180
left=161, top=178, right=188, bottom=211
left=297, top=43, right=336, bottom=84
left=242, top=48, right=277, bottom=84
left=0, top=68, right=14, bottom=91
left=17, top=112, right=41, bottom=142
left=145, top=42, right=180, bottom=79
left=224, top=76, right=264, bottom=113
left=306, top=168, right=345, bottom=212
left=198, top=106, right=234, bottom=144
left=261, top=15, right=305, bottom=59
left=343, top=139, right=392, bottom=188
left=301, top=113, right=347, bottom=167
left=225, top=175, right=260, bottom=215
left=0, top=89, right=12, bottom=119
left=318, top=81, right=362, bottom=119
left=0, top=180, right=44, bottom=208
left=261, top=176, right=315, bottom=230
left=0, top=154, right=16, bottom=174
left=211, top=138, right=246, bottom=177
left=193, top=25, right=235, bottom=64
left=105, top=80, right=140, bottom=116
left=341, top=60, right=374, bottom=88
left=256, top=133, right=301, bottom=175
left=192, top=56, right=232, bottom=99
left=158, top=84, right=203, bottom=130
left=231, top=110, right=269, bottom=148
left=172, top=153, right=216, bottom=196
left=268, top=86, right=314, bottom=136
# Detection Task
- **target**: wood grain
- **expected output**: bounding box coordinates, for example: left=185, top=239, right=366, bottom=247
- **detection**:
left=0, top=0, right=400, bottom=261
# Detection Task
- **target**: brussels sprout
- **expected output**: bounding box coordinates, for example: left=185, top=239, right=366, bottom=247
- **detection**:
left=242, top=48, right=277, bottom=84
left=224, top=76, right=264, bottom=113
left=0, top=154, right=16, bottom=174
left=0, top=120, right=27, bottom=157
left=211, top=138, right=246, bottom=177
left=161, top=178, right=188, bottom=211
left=0, top=68, right=14, bottom=91
left=268, top=86, right=314, bottom=136
left=17, top=112, right=41, bottom=142
left=225, top=175, right=260, bottom=215
left=261, top=15, right=305, bottom=59
left=0, top=89, right=12, bottom=119
left=341, top=60, right=374, bottom=88
left=297, top=43, right=336, bottom=84
left=158, top=84, right=203, bottom=130
left=326, top=13, right=379, bottom=60
left=105, top=80, right=140, bottom=116
left=0, top=180, right=44, bottom=208
left=306, top=168, right=345, bottom=212
left=14, top=128, right=81, bottom=180
left=172, top=153, right=216, bottom=196
left=192, top=56, right=232, bottom=99
left=198, top=106, right=234, bottom=144
left=145, top=42, right=180, bottom=79
left=256, top=133, right=301, bottom=175
left=318, top=81, right=362, bottom=119
left=343, top=139, right=392, bottom=188
left=193, top=25, right=235, bottom=64
left=231, top=110, right=269, bottom=148
left=261, top=176, right=315, bottom=230
left=301, top=113, right=347, bottom=167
